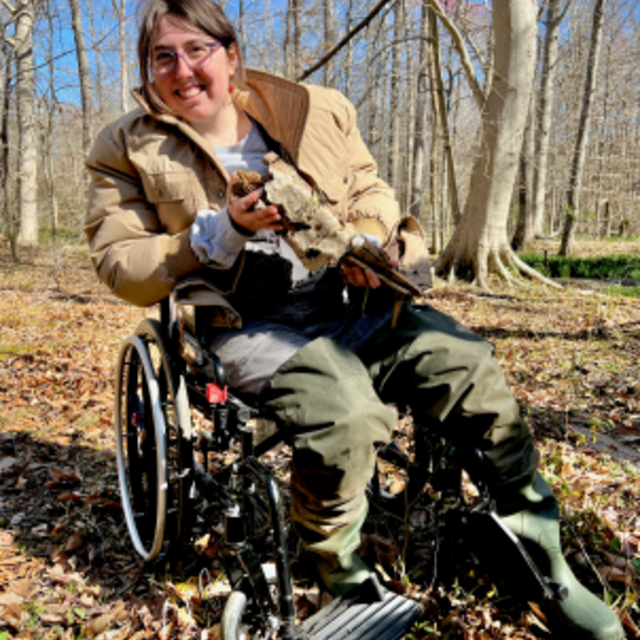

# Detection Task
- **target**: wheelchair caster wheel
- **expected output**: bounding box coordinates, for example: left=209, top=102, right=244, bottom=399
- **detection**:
left=115, top=318, right=193, bottom=562
left=221, top=591, right=252, bottom=640
left=221, top=564, right=280, bottom=640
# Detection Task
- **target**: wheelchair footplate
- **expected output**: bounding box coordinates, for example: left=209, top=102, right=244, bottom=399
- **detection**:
left=299, top=575, right=423, bottom=640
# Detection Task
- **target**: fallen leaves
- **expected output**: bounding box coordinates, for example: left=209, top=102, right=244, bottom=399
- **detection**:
left=1, top=245, right=639, bottom=639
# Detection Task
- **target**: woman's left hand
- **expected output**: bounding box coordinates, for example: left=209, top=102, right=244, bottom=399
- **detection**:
left=340, top=258, right=382, bottom=288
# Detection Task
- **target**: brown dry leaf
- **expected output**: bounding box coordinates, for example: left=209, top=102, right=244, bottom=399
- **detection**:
left=48, top=467, right=81, bottom=484
left=603, top=551, right=631, bottom=569
left=3, top=601, right=24, bottom=626
left=84, top=614, right=114, bottom=637
left=57, top=492, right=84, bottom=503
left=206, top=624, right=222, bottom=640
left=597, top=565, right=635, bottom=586
left=388, top=479, right=405, bottom=495
left=442, top=609, right=461, bottom=627
left=40, top=610, right=66, bottom=625
left=11, top=578, right=33, bottom=597
left=65, top=530, right=85, bottom=552
left=621, top=609, right=640, bottom=637
left=527, top=601, right=548, bottom=625
left=526, top=611, right=550, bottom=633
left=0, top=591, right=24, bottom=606
left=49, top=563, right=86, bottom=587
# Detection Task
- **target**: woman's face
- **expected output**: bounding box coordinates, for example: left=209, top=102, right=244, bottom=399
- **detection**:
left=149, top=15, right=237, bottom=125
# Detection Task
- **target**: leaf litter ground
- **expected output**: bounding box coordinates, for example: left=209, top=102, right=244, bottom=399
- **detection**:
left=0, top=243, right=639, bottom=639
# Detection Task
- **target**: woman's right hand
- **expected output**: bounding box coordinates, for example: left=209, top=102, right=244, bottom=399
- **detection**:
left=227, top=180, right=283, bottom=234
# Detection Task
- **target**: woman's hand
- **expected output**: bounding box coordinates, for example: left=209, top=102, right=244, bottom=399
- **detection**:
left=227, top=174, right=283, bottom=234
left=340, top=258, right=382, bottom=288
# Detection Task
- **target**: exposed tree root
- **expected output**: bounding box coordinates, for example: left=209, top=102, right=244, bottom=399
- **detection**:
left=435, top=245, right=562, bottom=290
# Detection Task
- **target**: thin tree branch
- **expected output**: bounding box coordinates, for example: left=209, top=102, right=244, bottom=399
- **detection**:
left=0, top=0, right=16, bottom=14
left=297, top=0, right=397, bottom=82
left=426, top=0, right=485, bottom=110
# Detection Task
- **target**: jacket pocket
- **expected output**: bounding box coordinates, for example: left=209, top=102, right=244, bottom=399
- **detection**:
left=141, top=170, right=197, bottom=235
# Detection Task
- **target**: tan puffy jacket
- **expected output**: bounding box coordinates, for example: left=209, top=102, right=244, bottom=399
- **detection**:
left=85, top=69, right=400, bottom=310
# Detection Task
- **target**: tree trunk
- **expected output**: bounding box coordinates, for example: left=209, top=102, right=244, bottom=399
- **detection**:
left=15, top=0, right=38, bottom=247
left=343, top=0, right=353, bottom=98
left=323, top=0, right=335, bottom=87
left=409, top=0, right=429, bottom=221
left=117, top=0, right=128, bottom=113
left=532, top=0, right=565, bottom=238
left=559, top=0, right=608, bottom=256
left=511, top=95, right=535, bottom=249
left=1, top=45, right=17, bottom=260
left=428, top=5, right=460, bottom=226
left=387, top=0, right=404, bottom=187
left=46, top=6, right=58, bottom=245
left=288, top=0, right=301, bottom=80
left=434, top=0, right=553, bottom=288
left=69, top=0, right=93, bottom=159
left=284, top=0, right=300, bottom=79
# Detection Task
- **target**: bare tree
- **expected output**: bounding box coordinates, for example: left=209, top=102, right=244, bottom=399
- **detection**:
left=68, top=0, right=93, bottom=160
left=0, top=43, right=17, bottom=259
left=4, top=0, right=41, bottom=247
left=531, top=0, right=573, bottom=238
left=409, top=0, right=429, bottom=221
left=559, top=0, right=608, bottom=256
left=110, top=0, right=128, bottom=113
left=323, top=0, right=335, bottom=87
left=387, top=0, right=404, bottom=187
left=429, top=3, right=460, bottom=226
left=284, top=0, right=301, bottom=79
left=433, top=0, right=556, bottom=288
left=511, top=93, right=535, bottom=249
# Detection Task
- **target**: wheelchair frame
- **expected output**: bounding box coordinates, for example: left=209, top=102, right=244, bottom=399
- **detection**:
left=113, top=297, right=565, bottom=640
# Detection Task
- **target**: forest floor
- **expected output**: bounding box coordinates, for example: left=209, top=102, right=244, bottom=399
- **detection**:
left=0, top=239, right=639, bottom=640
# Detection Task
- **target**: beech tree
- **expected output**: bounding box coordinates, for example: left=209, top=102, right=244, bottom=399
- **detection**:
left=432, top=0, right=555, bottom=288
left=559, top=0, right=608, bottom=256
left=69, top=0, right=93, bottom=160
left=3, top=0, right=40, bottom=248
left=531, top=0, right=570, bottom=239
left=409, top=0, right=429, bottom=221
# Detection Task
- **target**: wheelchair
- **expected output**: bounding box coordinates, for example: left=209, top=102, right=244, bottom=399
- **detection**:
left=113, top=297, right=566, bottom=640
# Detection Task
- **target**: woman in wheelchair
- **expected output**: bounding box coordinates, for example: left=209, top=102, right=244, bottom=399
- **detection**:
left=85, top=1, right=621, bottom=638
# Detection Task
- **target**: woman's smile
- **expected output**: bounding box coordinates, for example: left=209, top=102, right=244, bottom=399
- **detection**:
left=150, top=15, right=237, bottom=131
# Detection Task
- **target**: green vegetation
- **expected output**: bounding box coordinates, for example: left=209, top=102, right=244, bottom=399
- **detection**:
left=603, top=284, right=640, bottom=298
left=520, top=253, right=640, bottom=280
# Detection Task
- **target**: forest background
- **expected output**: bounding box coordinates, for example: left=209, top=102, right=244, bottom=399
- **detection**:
left=1, top=0, right=640, bottom=638
left=1, top=0, right=639, bottom=270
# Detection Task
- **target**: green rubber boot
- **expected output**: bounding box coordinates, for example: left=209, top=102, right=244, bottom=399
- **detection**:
left=498, top=473, right=624, bottom=640
left=296, top=511, right=373, bottom=598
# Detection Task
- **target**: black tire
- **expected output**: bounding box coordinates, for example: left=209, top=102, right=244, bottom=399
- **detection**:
left=114, top=318, right=193, bottom=562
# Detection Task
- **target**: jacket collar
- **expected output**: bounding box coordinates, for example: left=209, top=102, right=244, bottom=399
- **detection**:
left=233, top=69, right=310, bottom=165
left=131, top=69, right=311, bottom=168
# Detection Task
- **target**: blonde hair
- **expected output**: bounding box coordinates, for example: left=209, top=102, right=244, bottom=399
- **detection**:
left=136, top=0, right=244, bottom=113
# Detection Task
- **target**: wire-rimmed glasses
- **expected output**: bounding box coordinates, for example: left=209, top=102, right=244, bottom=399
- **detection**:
left=150, top=40, right=223, bottom=76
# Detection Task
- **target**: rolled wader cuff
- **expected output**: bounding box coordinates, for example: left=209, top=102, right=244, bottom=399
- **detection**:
left=263, top=336, right=396, bottom=538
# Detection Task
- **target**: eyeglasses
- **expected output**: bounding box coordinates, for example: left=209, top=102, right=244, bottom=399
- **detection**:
left=150, top=40, right=223, bottom=76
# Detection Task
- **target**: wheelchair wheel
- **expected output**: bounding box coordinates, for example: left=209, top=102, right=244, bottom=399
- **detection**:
left=221, top=591, right=251, bottom=640
left=221, top=564, right=279, bottom=640
left=115, top=318, right=193, bottom=562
